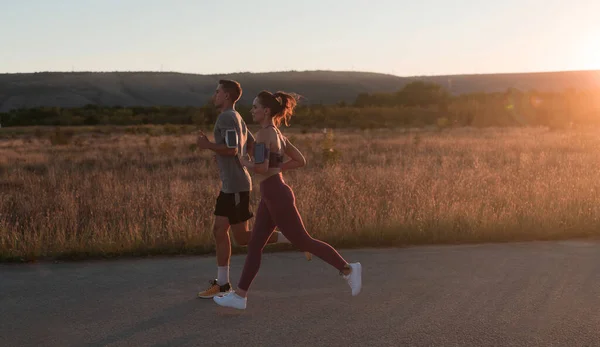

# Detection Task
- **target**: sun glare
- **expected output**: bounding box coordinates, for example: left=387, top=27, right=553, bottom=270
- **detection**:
left=578, top=31, right=600, bottom=70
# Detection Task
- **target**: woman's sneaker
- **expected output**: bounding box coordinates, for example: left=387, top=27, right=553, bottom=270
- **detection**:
left=343, top=263, right=362, bottom=296
left=213, top=291, right=247, bottom=310
left=197, top=279, right=232, bottom=299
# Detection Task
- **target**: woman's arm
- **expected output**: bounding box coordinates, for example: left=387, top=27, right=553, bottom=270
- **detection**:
left=281, top=137, right=306, bottom=171
left=239, top=129, right=272, bottom=174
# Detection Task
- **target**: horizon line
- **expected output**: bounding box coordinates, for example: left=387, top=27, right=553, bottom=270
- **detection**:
left=1, top=68, right=600, bottom=78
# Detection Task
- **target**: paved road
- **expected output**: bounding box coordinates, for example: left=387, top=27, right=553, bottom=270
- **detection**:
left=2, top=241, right=600, bottom=347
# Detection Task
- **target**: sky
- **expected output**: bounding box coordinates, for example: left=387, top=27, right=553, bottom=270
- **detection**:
left=1, top=0, right=600, bottom=76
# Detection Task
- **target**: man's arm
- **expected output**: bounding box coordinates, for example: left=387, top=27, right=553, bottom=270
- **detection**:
left=196, top=133, right=237, bottom=156
left=209, top=142, right=238, bottom=156
left=197, top=112, right=238, bottom=156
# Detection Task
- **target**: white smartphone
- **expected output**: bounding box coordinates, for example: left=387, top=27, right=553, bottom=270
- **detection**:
left=225, top=129, right=238, bottom=149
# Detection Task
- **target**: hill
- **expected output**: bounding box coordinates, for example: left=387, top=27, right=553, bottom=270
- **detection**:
left=1, top=70, right=600, bottom=112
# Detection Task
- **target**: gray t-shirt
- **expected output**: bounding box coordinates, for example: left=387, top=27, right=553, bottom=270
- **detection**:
left=213, top=109, right=254, bottom=193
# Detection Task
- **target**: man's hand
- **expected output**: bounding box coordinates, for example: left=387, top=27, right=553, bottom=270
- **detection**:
left=196, top=131, right=212, bottom=150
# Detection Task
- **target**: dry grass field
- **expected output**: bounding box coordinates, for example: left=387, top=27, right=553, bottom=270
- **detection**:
left=2, top=125, right=600, bottom=261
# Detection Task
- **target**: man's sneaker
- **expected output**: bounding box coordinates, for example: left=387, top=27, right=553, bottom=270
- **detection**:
left=197, top=279, right=232, bottom=299
left=213, top=291, right=247, bottom=310
left=343, top=262, right=362, bottom=296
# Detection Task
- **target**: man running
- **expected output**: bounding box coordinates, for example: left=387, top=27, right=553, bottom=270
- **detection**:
left=196, top=80, right=290, bottom=298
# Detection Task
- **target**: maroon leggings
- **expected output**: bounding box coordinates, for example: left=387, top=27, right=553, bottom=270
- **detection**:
left=237, top=173, right=348, bottom=291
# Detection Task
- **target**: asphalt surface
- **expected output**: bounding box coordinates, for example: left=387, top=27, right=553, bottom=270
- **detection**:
left=2, top=241, right=600, bottom=347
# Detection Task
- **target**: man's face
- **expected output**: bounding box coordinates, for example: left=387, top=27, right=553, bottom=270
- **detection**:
left=212, top=84, right=228, bottom=108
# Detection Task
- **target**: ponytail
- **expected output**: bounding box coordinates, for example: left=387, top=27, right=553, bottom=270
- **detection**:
left=257, top=91, right=301, bottom=127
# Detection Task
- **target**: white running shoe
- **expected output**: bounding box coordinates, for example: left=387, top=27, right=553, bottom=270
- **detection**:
left=213, top=291, right=247, bottom=310
left=343, top=262, right=362, bottom=296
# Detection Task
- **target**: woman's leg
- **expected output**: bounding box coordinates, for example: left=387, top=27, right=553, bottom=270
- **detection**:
left=236, top=199, right=276, bottom=295
left=268, top=183, right=361, bottom=296
left=213, top=199, right=276, bottom=309
left=268, top=184, right=348, bottom=272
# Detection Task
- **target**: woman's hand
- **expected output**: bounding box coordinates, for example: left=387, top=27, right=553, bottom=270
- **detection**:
left=239, top=153, right=253, bottom=168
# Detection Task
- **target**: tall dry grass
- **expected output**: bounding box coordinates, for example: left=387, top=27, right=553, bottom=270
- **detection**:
left=2, top=126, right=600, bottom=261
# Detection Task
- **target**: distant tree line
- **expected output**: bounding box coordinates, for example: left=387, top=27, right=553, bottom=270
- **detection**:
left=0, top=104, right=219, bottom=127
left=2, top=82, right=599, bottom=129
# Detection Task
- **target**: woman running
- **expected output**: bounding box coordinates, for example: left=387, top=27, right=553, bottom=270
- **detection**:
left=213, top=91, right=362, bottom=310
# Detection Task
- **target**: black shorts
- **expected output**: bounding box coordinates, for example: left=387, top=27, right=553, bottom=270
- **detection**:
left=214, top=191, right=253, bottom=224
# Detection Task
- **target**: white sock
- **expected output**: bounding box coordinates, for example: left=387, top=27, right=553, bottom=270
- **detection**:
left=276, top=232, right=291, bottom=244
left=217, top=266, right=229, bottom=285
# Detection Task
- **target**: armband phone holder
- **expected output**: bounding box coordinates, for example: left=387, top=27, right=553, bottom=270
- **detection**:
left=225, top=129, right=238, bottom=149
left=254, top=143, right=270, bottom=164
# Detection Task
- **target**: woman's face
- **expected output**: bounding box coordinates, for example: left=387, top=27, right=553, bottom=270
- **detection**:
left=251, top=97, right=270, bottom=123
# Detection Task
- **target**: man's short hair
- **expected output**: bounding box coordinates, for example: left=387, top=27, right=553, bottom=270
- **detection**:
left=219, top=79, right=242, bottom=102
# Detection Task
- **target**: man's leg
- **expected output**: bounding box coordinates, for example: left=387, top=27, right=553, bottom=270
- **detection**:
left=213, top=216, right=232, bottom=285
left=198, top=193, right=234, bottom=299
left=213, top=218, right=231, bottom=267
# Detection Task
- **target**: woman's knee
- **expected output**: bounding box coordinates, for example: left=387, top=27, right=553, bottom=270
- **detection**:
left=286, top=233, right=315, bottom=250
left=246, top=238, right=265, bottom=256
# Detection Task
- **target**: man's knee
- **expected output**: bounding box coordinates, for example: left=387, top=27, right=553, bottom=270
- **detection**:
left=213, top=227, right=228, bottom=238
left=212, top=217, right=230, bottom=238
left=230, top=222, right=250, bottom=246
